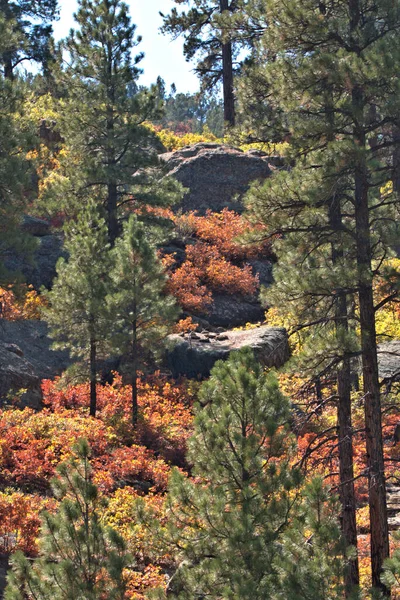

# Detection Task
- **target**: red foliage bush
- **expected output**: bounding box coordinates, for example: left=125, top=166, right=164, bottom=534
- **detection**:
left=0, top=375, right=193, bottom=495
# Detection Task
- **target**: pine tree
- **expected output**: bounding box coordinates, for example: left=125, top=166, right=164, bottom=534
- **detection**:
left=45, top=0, right=182, bottom=244
left=245, top=163, right=361, bottom=594
left=0, top=0, right=58, bottom=78
left=107, top=215, right=179, bottom=426
left=0, top=16, right=35, bottom=285
left=5, top=439, right=131, bottom=600
left=147, top=349, right=346, bottom=599
left=42, top=203, right=111, bottom=417
left=160, top=0, right=246, bottom=127
left=240, top=0, right=400, bottom=593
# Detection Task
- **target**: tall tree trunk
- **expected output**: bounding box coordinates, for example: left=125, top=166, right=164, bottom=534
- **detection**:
left=107, top=181, right=119, bottom=245
left=329, top=198, right=360, bottom=595
left=1, top=0, right=14, bottom=79
left=106, top=41, right=118, bottom=245
left=220, top=0, right=235, bottom=127
left=325, top=85, right=359, bottom=592
left=393, top=126, right=400, bottom=195
left=352, top=81, right=389, bottom=595
left=3, top=53, right=14, bottom=80
left=347, top=1, right=389, bottom=591
left=337, top=356, right=360, bottom=592
left=89, top=334, right=97, bottom=418
left=131, top=319, right=138, bottom=427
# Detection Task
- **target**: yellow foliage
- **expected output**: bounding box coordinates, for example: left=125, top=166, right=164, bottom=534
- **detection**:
left=23, top=92, right=62, bottom=125
left=238, top=141, right=289, bottom=155
left=0, top=285, right=46, bottom=321
left=144, top=122, right=219, bottom=152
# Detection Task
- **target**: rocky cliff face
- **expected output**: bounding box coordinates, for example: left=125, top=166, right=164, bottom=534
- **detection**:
left=4, top=215, right=66, bottom=289
left=166, top=326, right=291, bottom=378
left=0, top=320, right=71, bottom=409
left=161, top=143, right=277, bottom=214
left=0, top=144, right=286, bottom=404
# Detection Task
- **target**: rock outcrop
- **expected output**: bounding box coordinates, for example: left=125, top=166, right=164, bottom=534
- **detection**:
left=206, top=294, right=266, bottom=329
left=161, top=143, right=275, bottom=214
left=4, top=216, right=65, bottom=289
left=0, top=340, right=43, bottom=409
left=165, top=325, right=290, bottom=378
left=377, top=341, right=400, bottom=384
left=0, top=320, right=70, bottom=381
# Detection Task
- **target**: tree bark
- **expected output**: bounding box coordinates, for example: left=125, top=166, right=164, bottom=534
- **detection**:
left=89, top=335, right=97, bottom=418
left=329, top=197, right=360, bottom=595
left=337, top=356, right=360, bottom=592
left=3, top=52, right=14, bottom=80
left=106, top=39, right=119, bottom=245
left=324, top=83, right=359, bottom=592
left=352, top=82, right=389, bottom=595
left=393, top=126, right=400, bottom=195
left=107, top=181, right=119, bottom=245
left=131, top=319, right=138, bottom=427
left=220, top=0, right=235, bottom=127
left=347, top=1, right=389, bottom=590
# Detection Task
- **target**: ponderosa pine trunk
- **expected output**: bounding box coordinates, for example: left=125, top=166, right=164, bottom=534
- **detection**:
left=337, top=356, right=359, bottom=592
left=89, top=334, right=97, bottom=418
left=106, top=39, right=119, bottom=246
left=220, top=0, right=235, bottom=127
left=1, top=0, right=14, bottom=79
left=347, top=4, right=389, bottom=590
left=3, top=53, right=13, bottom=79
left=131, top=319, right=138, bottom=427
left=329, top=196, right=360, bottom=594
left=325, top=84, right=359, bottom=592
left=351, top=79, right=389, bottom=596
left=107, top=181, right=119, bottom=245
left=393, top=126, right=400, bottom=195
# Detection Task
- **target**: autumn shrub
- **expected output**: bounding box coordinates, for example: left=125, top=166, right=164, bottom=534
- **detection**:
left=0, top=285, right=45, bottom=321
left=0, top=374, right=193, bottom=497
left=44, top=373, right=194, bottom=462
left=0, top=492, right=56, bottom=556
left=192, top=208, right=273, bottom=261
left=166, top=260, right=213, bottom=313
left=146, top=122, right=219, bottom=152
left=161, top=209, right=273, bottom=314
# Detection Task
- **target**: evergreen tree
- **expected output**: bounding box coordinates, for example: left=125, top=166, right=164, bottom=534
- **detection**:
left=147, top=349, right=346, bottom=599
left=45, top=0, right=182, bottom=244
left=160, top=0, right=245, bottom=127
left=240, top=0, right=400, bottom=593
left=107, top=215, right=179, bottom=426
left=0, top=0, right=58, bottom=78
left=5, top=439, right=131, bottom=600
left=0, top=16, right=35, bottom=285
left=42, top=203, right=111, bottom=417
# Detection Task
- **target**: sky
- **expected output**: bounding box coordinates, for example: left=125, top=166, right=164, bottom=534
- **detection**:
left=53, top=0, right=200, bottom=94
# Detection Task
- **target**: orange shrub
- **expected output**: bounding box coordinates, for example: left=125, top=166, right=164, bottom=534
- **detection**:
left=161, top=210, right=270, bottom=314
left=194, top=209, right=272, bottom=261
left=167, top=260, right=213, bottom=313
left=0, top=492, right=56, bottom=556
left=0, top=285, right=45, bottom=321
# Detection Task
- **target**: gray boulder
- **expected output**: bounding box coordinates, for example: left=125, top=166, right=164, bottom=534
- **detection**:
left=161, top=143, right=274, bottom=214
left=165, top=325, right=290, bottom=378
left=0, top=340, right=42, bottom=409
left=205, top=294, right=265, bottom=329
left=4, top=233, right=65, bottom=290
left=378, top=341, right=400, bottom=383
left=0, top=320, right=71, bottom=381
left=4, top=215, right=66, bottom=290
left=21, top=215, right=51, bottom=237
